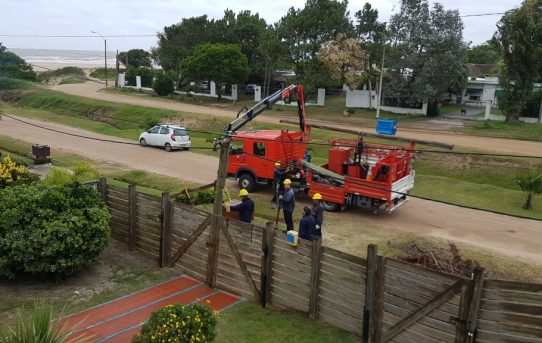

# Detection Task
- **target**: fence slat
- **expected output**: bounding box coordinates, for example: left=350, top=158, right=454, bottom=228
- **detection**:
left=128, top=184, right=137, bottom=251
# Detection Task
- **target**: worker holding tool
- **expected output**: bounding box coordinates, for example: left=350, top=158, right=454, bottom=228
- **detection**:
left=299, top=206, right=317, bottom=240
left=311, top=193, right=324, bottom=238
left=280, top=178, right=295, bottom=231
left=230, top=189, right=255, bottom=224
left=271, top=161, right=286, bottom=209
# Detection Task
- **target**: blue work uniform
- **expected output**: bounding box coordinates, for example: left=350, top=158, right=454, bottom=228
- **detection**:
left=281, top=188, right=295, bottom=231
left=230, top=197, right=255, bottom=223
left=299, top=214, right=317, bottom=240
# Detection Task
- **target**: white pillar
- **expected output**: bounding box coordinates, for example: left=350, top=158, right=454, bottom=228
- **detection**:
left=136, top=76, right=141, bottom=89
left=538, top=97, right=542, bottom=124
left=231, top=84, right=238, bottom=101
left=254, top=86, right=262, bottom=101
left=485, top=100, right=491, bottom=120
left=421, top=101, right=428, bottom=116
left=118, top=73, right=125, bottom=88
left=317, top=88, right=325, bottom=107
left=210, top=81, right=217, bottom=97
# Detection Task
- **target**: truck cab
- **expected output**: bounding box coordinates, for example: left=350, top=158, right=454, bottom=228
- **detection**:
left=227, top=130, right=306, bottom=192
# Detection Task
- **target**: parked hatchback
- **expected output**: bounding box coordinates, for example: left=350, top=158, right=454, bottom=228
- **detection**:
left=139, top=124, right=191, bottom=151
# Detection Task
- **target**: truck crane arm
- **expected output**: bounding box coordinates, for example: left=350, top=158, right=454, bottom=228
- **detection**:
left=225, top=84, right=307, bottom=134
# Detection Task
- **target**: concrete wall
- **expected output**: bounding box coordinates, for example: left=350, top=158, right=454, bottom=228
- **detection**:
left=380, top=102, right=428, bottom=116
left=345, top=90, right=375, bottom=108
left=487, top=114, right=541, bottom=124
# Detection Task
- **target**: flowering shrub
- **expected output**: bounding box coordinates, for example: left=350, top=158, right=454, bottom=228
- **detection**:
left=0, top=155, right=35, bottom=188
left=132, top=304, right=219, bottom=343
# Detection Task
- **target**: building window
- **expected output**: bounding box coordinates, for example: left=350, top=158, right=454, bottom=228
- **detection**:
left=469, top=95, right=480, bottom=101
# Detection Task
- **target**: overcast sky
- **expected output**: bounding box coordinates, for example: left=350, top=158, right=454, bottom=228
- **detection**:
left=0, top=0, right=521, bottom=52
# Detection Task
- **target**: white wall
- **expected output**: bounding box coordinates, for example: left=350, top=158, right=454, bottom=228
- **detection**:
left=345, top=90, right=375, bottom=108
left=380, top=102, right=428, bottom=116
left=487, top=114, right=541, bottom=124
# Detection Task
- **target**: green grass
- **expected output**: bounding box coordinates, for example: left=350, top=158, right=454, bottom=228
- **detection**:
left=458, top=118, right=542, bottom=140
left=216, top=302, right=359, bottom=343
left=89, top=68, right=119, bottom=81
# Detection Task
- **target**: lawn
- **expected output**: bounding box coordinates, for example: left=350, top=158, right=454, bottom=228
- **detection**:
left=458, top=119, right=542, bottom=141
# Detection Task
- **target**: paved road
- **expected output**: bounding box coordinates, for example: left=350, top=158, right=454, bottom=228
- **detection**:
left=52, top=82, right=542, bottom=157
left=1, top=114, right=541, bottom=266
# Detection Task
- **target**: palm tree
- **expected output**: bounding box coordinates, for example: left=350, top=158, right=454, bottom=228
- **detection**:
left=516, top=173, right=542, bottom=210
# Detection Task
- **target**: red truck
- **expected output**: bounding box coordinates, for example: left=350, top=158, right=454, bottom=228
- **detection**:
left=225, top=84, right=416, bottom=213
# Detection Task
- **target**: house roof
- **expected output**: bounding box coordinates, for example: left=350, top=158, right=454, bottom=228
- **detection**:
left=465, top=63, right=498, bottom=77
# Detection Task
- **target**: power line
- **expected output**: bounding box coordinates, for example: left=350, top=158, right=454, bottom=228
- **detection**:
left=0, top=34, right=156, bottom=38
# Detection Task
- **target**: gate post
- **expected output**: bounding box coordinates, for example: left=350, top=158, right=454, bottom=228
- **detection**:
left=466, top=267, right=485, bottom=343
left=309, top=238, right=322, bottom=320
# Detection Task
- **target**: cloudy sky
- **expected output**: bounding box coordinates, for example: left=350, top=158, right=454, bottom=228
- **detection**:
left=0, top=0, right=521, bottom=52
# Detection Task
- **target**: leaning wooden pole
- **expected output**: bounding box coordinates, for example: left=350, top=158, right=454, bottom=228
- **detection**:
left=205, top=137, right=231, bottom=288
left=279, top=118, right=454, bottom=150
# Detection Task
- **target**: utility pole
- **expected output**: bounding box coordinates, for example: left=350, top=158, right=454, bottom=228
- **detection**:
left=205, top=136, right=231, bottom=288
left=115, top=49, right=119, bottom=88
left=376, top=45, right=385, bottom=119
left=91, top=31, right=107, bottom=88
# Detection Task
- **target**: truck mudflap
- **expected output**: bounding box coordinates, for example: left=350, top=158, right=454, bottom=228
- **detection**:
left=385, top=197, right=409, bottom=213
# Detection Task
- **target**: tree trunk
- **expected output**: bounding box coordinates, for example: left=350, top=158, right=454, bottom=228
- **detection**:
left=523, top=193, right=533, bottom=210
left=217, top=82, right=222, bottom=100
left=505, top=111, right=519, bottom=123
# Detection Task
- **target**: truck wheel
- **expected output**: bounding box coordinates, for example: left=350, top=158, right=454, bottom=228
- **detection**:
left=238, top=173, right=256, bottom=193
left=322, top=200, right=340, bottom=212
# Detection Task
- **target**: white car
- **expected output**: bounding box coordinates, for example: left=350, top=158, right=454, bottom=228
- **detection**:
left=139, top=124, right=191, bottom=151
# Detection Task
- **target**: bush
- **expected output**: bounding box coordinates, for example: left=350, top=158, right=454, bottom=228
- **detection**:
left=0, top=155, right=36, bottom=188
left=44, top=163, right=100, bottom=186
left=0, top=76, right=34, bottom=90
left=132, top=304, right=218, bottom=343
left=126, top=67, right=153, bottom=87
left=37, top=67, right=85, bottom=82
left=153, top=72, right=175, bottom=96
left=0, top=182, right=111, bottom=279
left=176, top=189, right=215, bottom=205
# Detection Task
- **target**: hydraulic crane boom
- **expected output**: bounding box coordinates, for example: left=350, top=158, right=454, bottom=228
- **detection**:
left=225, top=84, right=307, bottom=134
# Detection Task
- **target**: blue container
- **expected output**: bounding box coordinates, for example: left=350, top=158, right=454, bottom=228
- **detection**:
left=376, top=119, right=398, bottom=135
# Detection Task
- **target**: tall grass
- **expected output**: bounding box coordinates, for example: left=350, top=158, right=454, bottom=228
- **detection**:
left=0, top=302, right=90, bottom=343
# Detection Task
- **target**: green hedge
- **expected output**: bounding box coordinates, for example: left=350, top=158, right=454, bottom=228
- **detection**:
left=0, top=182, right=111, bottom=279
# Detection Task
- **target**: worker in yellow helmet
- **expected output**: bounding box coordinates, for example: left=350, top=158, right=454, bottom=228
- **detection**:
left=271, top=161, right=286, bottom=209
left=311, top=193, right=324, bottom=238
left=280, top=178, right=295, bottom=231
left=230, top=189, right=255, bottom=223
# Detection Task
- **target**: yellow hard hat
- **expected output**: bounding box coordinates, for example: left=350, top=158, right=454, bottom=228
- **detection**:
left=284, top=179, right=292, bottom=185
left=239, top=189, right=249, bottom=197
left=312, top=193, right=322, bottom=200
left=275, top=161, right=281, bottom=167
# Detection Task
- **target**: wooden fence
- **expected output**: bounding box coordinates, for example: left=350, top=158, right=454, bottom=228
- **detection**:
left=96, top=179, right=542, bottom=343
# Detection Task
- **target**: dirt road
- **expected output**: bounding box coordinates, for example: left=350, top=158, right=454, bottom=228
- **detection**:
left=1, top=114, right=541, bottom=266
left=52, top=82, right=542, bottom=157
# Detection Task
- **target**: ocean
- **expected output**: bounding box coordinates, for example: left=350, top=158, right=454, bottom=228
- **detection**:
left=8, top=48, right=117, bottom=67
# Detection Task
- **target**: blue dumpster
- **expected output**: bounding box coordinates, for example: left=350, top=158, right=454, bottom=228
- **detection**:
left=376, top=119, right=398, bottom=135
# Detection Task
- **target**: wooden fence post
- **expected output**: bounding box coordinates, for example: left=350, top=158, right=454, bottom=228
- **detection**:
left=363, top=244, right=378, bottom=343
left=160, top=193, right=173, bottom=267
left=309, top=238, right=323, bottom=320
left=205, top=214, right=222, bottom=288
left=260, top=222, right=274, bottom=308
left=373, top=256, right=386, bottom=343
left=466, top=267, right=485, bottom=343
left=98, top=177, right=107, bottom=202
left=128, top=184, right=137, bottom=251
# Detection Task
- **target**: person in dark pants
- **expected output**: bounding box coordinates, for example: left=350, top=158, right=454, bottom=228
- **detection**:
left=230, top=189, right=255, bottom=224
left=271, top=161, right=285, bottom=208
left=299, top=206, right=317, bottom=240
left=311, top=193, right=324, bottom=238
left=280, top=178, right=295, bottom=231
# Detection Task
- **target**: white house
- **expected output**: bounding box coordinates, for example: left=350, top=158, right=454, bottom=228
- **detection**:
left=462, top=64, right=501, bottom=107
